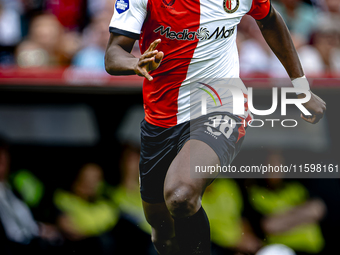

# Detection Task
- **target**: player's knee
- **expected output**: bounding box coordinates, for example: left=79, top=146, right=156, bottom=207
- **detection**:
left=164, top=183, right=200, bottom=218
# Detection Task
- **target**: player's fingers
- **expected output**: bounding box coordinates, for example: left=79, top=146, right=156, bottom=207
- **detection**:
left=144, top=73, right=153, bottom=81
left=313, top=93, right=323, bottom=101
left=139, top=51, right=158, bottom=60
left=301, top=113, right=316, bottom=124
left=141, top=50, right=158, bottom=60
left=145, top=40, right=155, bottom=52
left=154, top=51, right=164, bottom=64
left=146, top=40, right=156, bottom=52
left=319, top=97, right=326, bottom=105
left=315, top=109, right=325, bottom=121
left=139, top=57, right=155, bottom=66
left=313, top=93, right=327, bottom=106
left=314, top=114, right=323, bottom=124
left=317, top=98, right=326, bottom=107
left=310, top=115, right=317, bottom=123
left=147, top=39, right=161, bottom=52
left=139, top=68, right=153, bottom=81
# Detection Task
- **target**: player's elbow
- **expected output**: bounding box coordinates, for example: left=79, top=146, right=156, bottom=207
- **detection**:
left=104, top=48, right=120, bottom=75
left=104, top=65, right=111, bottom=75
left=104, top=53, right=115, bottom=75
left=104, top=65, right=114, bottom=76
left=104, top=60, right=119, bottom=76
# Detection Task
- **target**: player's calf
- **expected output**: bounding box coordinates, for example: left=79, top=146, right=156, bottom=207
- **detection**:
left=142, top=201, right=181, bottom=255
left=152, top=235, right=181, bottom=255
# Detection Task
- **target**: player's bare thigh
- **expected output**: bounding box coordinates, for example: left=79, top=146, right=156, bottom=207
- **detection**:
left=164, top=139, right=220, bottom=218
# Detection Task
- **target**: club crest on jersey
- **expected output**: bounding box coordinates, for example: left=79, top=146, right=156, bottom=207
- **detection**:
left=223, top=0, right=239, bottom=14
left=115, top=0, right=129, bottom=14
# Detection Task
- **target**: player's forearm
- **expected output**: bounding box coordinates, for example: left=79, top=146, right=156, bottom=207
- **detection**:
left=105, top=45, right=139, bottom=76
left=256, top=7, right=304, bottom=79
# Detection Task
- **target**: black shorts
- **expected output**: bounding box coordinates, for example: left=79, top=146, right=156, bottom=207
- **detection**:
left=139, top=112, right=247, bottom=203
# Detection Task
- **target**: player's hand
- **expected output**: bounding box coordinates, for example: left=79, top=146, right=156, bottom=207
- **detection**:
left=134, top=39, right=164, bottom=81
left=298, top=91, right=326, bottom=124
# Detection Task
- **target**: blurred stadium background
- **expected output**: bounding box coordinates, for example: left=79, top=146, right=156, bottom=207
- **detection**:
left=0, top=0, right=340, bottom=254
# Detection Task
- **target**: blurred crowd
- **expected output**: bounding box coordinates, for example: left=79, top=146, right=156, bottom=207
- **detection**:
left=0, top=0, right=339, bottom=76
left=238, top=0, right=340, bottom=77
left=0, top=0, right=117, bottom=69
left=0, top=136, right=156, bottom=255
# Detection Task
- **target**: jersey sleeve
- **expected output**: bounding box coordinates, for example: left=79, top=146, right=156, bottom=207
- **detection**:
left=247, top=0, right=271, bottom=20
left=109, top=0, right=147, bottom=40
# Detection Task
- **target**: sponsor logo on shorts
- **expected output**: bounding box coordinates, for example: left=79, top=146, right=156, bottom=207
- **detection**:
left=153, top=25, right=235, bottom=41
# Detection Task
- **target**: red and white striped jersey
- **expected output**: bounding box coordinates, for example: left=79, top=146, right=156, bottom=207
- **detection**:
left=110, top=0, right=270, bottom=128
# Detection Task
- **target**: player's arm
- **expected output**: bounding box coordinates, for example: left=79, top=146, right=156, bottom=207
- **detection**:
left=256, top=6, right=302, bottom=79
left=105, top=0, right=163, bottom=81
left=255, top=5, right=326, bottom=124
left=105, top=33, right=163, bottom=81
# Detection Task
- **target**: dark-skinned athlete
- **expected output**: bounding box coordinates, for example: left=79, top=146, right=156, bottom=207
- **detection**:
left=105, top=0, right=326, bottom=254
